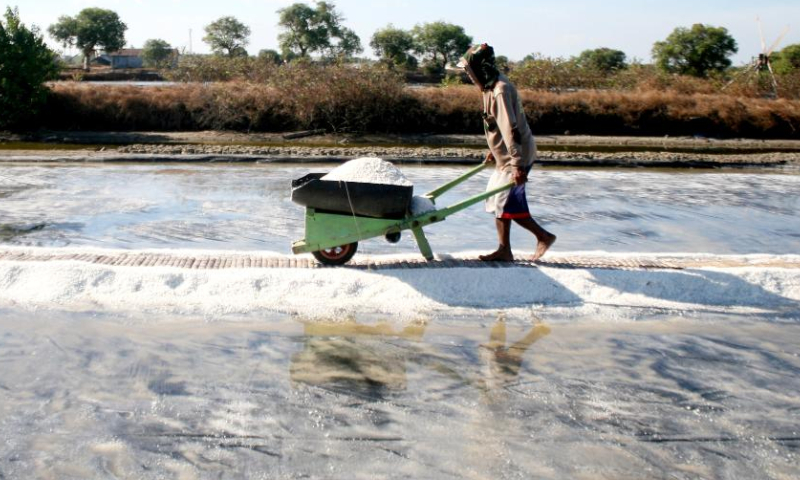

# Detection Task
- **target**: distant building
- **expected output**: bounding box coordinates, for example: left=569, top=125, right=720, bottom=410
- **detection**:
left=96, top=49, right=145, bottom=69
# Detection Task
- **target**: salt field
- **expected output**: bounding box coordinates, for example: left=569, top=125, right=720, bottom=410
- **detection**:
left=0, top=162, right=799, bottom=254
left=1, top=161, right=799, bottom=478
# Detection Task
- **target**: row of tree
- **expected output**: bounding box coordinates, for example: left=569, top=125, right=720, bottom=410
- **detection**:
left=47, top=2, right=800, bottom=79
left=45, top=2, right=474, bottom=75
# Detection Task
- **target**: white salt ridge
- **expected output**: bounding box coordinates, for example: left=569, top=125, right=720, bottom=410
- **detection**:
left=0, top=247, right=798, bottom=322
left=321, top=157, right=412, bottom=186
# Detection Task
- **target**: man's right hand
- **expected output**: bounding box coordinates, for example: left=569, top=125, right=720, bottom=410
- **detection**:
left=484, top=152, right=496, bottom=165
left=513, top=167, right=528, bottom=186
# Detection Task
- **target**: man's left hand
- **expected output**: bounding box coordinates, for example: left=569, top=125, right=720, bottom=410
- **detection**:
left=513, top=167, right=527, bottom=186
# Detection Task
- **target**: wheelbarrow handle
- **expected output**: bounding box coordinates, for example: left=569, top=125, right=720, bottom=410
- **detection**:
left=424, top=163, right=488, bottom=200
left=437, top=181, right=514, bottom=218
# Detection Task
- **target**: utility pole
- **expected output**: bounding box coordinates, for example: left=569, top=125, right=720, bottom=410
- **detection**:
left=189, top=29, right=193, bottom=54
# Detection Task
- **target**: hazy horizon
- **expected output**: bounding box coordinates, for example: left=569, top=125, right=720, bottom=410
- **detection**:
left=11, top=0, right=800, bottom=65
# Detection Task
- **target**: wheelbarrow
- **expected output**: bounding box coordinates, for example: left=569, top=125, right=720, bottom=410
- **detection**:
left=291, top=163, right=513, bottom=266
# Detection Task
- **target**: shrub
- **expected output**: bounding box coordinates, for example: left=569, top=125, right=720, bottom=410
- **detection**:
left=268, top=63, right=406, bottom=132
left=509, top=56, right=610, bottom=90
left=773, top=44, right=800, bottom=74
left=0, top=7, right=58, bottom=129
left=574, top=48, right=627, bottom=73
left=142, top=39, right=175, bottom=68
left=39, top=64, right=800, bottom=139
left=164, top=54, right=279, bottom=83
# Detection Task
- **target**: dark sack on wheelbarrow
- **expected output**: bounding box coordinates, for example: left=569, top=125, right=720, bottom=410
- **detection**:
left=291, top=173, right=413, bottom=219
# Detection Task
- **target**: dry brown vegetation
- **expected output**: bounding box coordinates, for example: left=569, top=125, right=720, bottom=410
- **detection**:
left=39, top=63, right=800, bottom=139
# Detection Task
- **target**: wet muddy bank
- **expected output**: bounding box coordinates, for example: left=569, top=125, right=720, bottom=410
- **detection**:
left=2, top=145, right=800, bottom=167
left=3, top=131, right=800, bottom=167
left=5, top=130, right=800, bottom=151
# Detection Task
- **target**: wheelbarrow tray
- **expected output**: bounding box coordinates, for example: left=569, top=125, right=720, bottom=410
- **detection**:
left=291, top=173, right=413, bottom=219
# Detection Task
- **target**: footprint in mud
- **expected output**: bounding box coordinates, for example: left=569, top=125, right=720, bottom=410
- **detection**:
left=344, top=280, right=363, bottom=296
left=0, top=266, right=23, bottom=287
left=92, top=271, right=116, bottom=287
left=147, top=377, right=189, bottom=396
left=162, top=274, right=185, bottom=290
left=253, top=278, right=268, bottom=291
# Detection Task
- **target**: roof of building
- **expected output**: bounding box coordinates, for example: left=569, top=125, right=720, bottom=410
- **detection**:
left=108, top=49, right=144, bottom=57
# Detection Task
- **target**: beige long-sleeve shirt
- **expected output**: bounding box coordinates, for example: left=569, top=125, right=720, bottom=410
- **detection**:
left=482, top=74, right=536, bottom=172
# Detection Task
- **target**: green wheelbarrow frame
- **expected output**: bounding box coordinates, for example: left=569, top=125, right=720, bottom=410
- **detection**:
left=292, top=163, right=513, bottom=264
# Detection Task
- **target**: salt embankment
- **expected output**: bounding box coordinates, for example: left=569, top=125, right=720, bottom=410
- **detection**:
left=0, top=246, right=798, bottom=321
left=3, top=145, right=800, bottom=167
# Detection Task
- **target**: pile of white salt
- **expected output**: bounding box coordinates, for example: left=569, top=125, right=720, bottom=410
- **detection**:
left=410, top=196, right=436, bottom=215
left=321, top=157, right=412, bottom=187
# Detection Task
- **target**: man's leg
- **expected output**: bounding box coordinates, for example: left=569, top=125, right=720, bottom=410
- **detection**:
left=513, top=217, right=556, bottom=261
left=479, top=218, right=513, bottom=262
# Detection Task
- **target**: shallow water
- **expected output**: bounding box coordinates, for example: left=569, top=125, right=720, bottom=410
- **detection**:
left=0, top=310, right=797, bottom=479
left=1, top=162, right=799, bottom=256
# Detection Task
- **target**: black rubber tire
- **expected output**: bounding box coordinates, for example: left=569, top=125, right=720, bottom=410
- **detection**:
left=312, top=242, right=358, bottom=266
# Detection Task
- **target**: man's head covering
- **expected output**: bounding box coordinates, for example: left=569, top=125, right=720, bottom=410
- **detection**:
left=457, top=43, right=500, bottom=90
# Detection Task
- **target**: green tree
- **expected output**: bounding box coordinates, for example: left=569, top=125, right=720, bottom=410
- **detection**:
left=652, top=24, right=738, bottom=77
left=277, top=2, right=362, bottom=60
left=370, top=25, right=417, bottom=70
left=495, top=55, right=509, bottom=73
left=47, top=7, right=126, bottom=70
left=411, top=22, right=472, bottom=74
left=575, top=48, right=627, bottom=73
left=141, top=38, right=174, bottom=68
left=772, top=44, right=800, bottom=74
left=203, top=16, right=250, bottom=57
left=330, top=27, right=361, bottom=59
left=258, top=49, right=283, bottom=64
left=0, top=7, right=58, bottom=129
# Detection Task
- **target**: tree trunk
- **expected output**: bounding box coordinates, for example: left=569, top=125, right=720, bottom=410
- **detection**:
left=82, top=48, right=92, bottom=71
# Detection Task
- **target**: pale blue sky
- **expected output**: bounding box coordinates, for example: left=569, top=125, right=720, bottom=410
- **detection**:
left=11, top=0, right=800, bottom=64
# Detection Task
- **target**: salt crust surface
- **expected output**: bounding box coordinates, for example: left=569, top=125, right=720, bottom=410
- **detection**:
left=0, top=246, right=798, bottom=322
left=321, top=157, right=413, bottom=186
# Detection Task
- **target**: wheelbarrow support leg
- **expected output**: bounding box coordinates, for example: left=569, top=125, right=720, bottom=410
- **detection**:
left=412, top=227, right=434, bottom=261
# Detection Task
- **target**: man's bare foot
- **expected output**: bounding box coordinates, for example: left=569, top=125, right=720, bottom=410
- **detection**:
left=479, top=247, right=514, bottom=262
left=531, top=233, right=556, bottom=262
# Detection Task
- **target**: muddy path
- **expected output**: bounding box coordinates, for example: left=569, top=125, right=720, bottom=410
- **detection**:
left=3, top=130, right=800, bottom=167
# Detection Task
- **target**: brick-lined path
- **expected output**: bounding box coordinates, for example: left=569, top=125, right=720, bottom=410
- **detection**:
left=1, top=249, right=798, bottom=271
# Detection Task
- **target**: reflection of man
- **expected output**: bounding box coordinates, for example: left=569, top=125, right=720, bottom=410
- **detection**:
left=480, top=315, right=550, bottom=388
left=289, top=320, right=427, bottom=395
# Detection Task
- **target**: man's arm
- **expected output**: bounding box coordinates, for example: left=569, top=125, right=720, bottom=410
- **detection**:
left=493, top=89, right=527, bottom=185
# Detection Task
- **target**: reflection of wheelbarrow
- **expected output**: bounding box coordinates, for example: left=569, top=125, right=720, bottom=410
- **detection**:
left=289, top=321, right=427, bottom=392
left=291, top=163, right=513, bottom=265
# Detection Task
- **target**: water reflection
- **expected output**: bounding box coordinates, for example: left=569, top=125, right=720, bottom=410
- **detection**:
left=290, top=316, right=552, bottom=401
left=290, top=319, right=427, bottom=397
left=1, top=311, right=798, bottom=479
left=479, top=314, right=551, bottom=392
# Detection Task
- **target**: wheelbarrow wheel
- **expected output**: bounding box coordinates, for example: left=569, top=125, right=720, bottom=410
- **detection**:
left=312, top=242, right=358, bottom=266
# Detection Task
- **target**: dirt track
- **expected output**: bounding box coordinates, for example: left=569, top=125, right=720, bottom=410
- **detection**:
left=2, top=248, right=798, bottom=270
left=3, top=131, right=800, bottom=167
